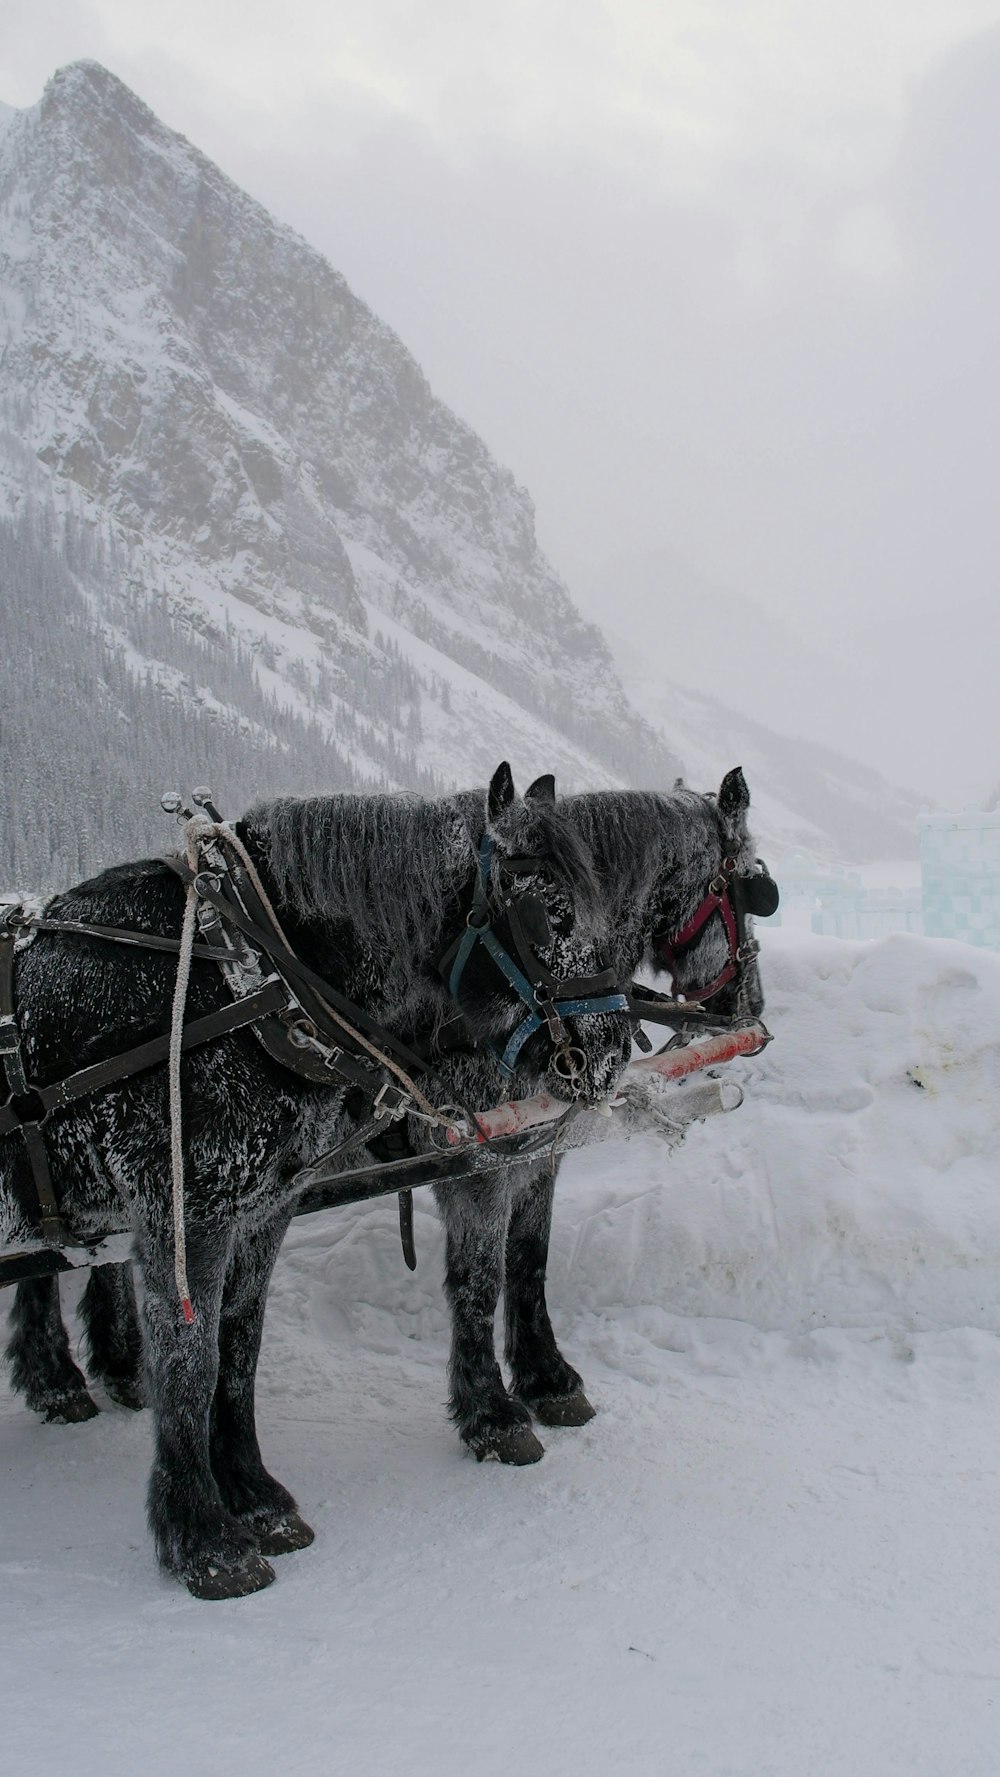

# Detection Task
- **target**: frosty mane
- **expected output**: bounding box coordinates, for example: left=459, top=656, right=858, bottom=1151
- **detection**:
left=242, top=786, right=603, bottom=965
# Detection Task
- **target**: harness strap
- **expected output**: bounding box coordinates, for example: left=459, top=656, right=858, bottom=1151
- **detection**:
left=442, top=835, right=629, bottom=1078
left=29, top=918, right=226, bottom=962
left=0, top=980, right=289, bottom=1138
left=176, top=821, right=465, bottom=1150
left=184, top=865, right=430, bottom=1079
left=0, top=922, right=81, bottom=1246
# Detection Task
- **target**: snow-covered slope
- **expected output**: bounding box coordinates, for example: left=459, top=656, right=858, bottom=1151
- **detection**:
left=3, top=928, right=999, bottom=1774
left=0, top=59, right=677, bottom=873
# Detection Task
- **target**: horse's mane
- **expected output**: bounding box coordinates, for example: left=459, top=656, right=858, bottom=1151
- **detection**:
left=242, top=786, right=603, bottom=964
left=567, top=788, right=720, bottom=909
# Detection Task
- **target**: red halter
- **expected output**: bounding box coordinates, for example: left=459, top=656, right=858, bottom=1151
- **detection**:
left=654, top=858, right=760, bottom=1005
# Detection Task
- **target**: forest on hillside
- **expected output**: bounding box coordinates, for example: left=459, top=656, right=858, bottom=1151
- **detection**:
left=0, top=507, right=441, bottom=889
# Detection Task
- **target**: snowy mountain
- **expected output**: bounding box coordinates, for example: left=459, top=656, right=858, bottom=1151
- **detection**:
left=0, top=61, right=917, bottom=883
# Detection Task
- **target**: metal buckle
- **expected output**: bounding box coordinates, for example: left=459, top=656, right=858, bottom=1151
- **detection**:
left=0, top=1014, right=21, bottom=1056
left=373, top=1083, right=410, bottom=1121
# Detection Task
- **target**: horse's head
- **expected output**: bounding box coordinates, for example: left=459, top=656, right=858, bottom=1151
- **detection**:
left=442, top=763, right=633, bottom=1104
left=644, top=768, right=776, bottom=1026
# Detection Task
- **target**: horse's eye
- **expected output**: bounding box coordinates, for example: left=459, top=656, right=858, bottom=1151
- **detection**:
left=518, top=893, right=553, bottom=949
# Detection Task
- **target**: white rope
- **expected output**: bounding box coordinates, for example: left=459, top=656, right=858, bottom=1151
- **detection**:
left=168, top=855, right=200, bottom=1323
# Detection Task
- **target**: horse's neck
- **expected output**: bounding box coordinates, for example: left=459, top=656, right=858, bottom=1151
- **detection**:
left=234, top=804, right=477, bottom=1029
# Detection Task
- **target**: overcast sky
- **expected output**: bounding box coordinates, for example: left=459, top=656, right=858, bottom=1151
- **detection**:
left=3, top=3, right=999, bottom=802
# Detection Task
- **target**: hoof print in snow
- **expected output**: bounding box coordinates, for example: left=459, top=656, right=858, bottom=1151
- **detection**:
left=254, top=1513, right=315, bottom=1557
left=531, top=1389, right=596, bottom=1428
left=185, top=1551, right=276, bottom=1601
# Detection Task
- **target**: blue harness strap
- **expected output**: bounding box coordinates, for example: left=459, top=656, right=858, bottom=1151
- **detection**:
left=446, top=832, right=629, bottom=1079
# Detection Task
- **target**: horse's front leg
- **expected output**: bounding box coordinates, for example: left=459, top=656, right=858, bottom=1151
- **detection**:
left=6, top=1275, right=99, bottom=1422
left=505, top=1161, right=595, bottom=1427
left=438, top=1169, right=544, bottom=1465
left=208, top=1205, right=313, bottom=1557
left=139, top=1223, right=275, bottom=1600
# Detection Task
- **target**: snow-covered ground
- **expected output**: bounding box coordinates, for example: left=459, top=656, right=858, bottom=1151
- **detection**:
left=4, top=928, right=1000, bottom=1776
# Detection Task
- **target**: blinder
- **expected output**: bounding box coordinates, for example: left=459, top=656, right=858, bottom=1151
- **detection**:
left=736, top=858, right=780, bottom=920
left=439, top=834, right=629, bottom=1079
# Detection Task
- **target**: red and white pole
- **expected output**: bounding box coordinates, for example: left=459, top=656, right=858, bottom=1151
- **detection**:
left=447, top=1022, right=770, bottom=1146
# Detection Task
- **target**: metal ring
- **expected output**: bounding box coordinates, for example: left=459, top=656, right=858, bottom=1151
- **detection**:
left=552, top=1045, right=587, bottom=1081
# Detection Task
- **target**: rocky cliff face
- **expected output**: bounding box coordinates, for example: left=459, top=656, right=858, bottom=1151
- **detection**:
left=0, top=61, right=919, bottom=876
left=0, top=59, right=673, bottom=821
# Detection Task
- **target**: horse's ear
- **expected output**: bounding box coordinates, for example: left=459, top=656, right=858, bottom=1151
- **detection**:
left=719, top=766, right=750, bottom=820
left=488, top=761, right=517, bottom=823
left=525, top=773, right=556, bottom=808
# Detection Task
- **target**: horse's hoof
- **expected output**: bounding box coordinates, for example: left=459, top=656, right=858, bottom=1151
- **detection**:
left=104, top=1376, right=146, bottom=1411
left=473, top=1425, right=545, bottom=1465
left=185, top=1550, right=276, bottom=1601
left=41, top=1390, right=100, bottom=1424
left=254, top=1513, right=315, bottom=1557
left=531, top=1389, right=596, bottom=1428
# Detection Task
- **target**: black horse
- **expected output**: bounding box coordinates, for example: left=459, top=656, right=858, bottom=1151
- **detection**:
left=0, top=767, right=634, bottom=1598
left=6, top=768, right=768, bottom=1508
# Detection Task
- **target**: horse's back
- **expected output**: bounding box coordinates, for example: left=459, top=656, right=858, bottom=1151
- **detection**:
left=16, top=857, right=202, bottom=1085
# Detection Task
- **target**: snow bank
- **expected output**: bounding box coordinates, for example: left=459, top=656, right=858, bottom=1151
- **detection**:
left=554, top=928, right=1000, bottom=1334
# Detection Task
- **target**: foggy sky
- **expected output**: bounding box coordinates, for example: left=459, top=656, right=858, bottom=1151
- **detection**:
left=3, top=3, right=999, bottom=803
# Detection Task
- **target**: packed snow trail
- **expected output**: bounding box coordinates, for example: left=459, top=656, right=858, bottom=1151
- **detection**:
left=2, top=929, right=999, bottom=1776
